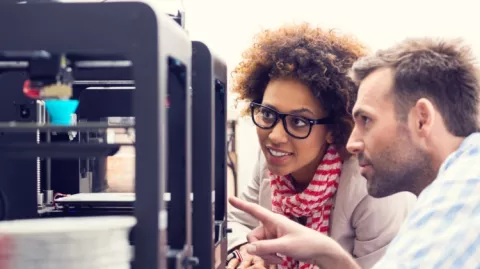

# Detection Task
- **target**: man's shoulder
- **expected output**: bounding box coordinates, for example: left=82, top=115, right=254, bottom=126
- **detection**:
left=414, top=133, right=480, bottom=221
left=440, top=132, right=480, bottom=173
left=425, top=133, right=480, bottom=202
left=374, top=133, right=480, bottom=268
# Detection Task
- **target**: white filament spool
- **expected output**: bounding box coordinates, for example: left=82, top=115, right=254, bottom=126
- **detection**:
left=0, top=216, right=135, bottom=269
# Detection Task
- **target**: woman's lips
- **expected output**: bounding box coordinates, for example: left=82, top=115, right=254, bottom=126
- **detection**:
left=265, top=146, right=293, bottom=165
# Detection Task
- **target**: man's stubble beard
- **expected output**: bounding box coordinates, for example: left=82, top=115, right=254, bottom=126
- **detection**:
left=367, top=127, right=436, bottom=198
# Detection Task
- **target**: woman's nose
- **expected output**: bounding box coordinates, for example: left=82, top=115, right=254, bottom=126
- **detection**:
left=268, top=121, right=288, bottom=144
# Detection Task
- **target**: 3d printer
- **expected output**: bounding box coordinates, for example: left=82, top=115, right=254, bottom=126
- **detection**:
left=0, top=1, right=228, bottom=269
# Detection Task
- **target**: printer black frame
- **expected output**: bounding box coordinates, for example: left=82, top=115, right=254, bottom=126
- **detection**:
left=191, top=40, right=228, bottom=269
left=0, top=2, right=193, bottom=269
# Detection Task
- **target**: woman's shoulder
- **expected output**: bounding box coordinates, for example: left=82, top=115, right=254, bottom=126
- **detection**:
left=335, top=156, right=417, bottom=219
left=335, top=156, right=369, bottom=216
left=257, top=151, right=269, bottom=178
left=338, top=156, right=366, bottom=194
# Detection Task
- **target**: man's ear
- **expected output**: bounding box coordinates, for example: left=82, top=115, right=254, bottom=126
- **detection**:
left=411, top=98, right=436, bottom=137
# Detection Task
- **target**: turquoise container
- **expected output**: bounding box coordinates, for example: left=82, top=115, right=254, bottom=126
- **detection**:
left=45, top=99, right=79, bottom=125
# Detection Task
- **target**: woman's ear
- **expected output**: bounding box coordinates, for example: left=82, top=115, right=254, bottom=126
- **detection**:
left=337, top=146, right=351, bottom=161
left=326, top=130, right=334, bottom=144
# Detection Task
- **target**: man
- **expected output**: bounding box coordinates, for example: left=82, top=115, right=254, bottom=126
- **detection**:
left=229, top=37, right=480, bottom=268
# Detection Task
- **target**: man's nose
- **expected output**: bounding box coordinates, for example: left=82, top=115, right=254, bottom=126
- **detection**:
left=268, top=121, right=288, bottom=144
left=346, top=128, right=364, bottom=154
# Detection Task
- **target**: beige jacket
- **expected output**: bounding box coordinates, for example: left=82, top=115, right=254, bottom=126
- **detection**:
left=228, top=152, right=417, bottom=269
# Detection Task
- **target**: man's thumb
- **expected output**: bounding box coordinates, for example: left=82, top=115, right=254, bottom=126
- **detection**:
left=246, top=238, right=286, bottom=256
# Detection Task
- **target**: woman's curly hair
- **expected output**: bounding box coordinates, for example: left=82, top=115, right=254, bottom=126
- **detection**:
left=231, top=23, right=368, bottom=149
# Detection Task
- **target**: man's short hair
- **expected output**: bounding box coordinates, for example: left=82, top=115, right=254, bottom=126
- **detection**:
left=350, top=38, right=480, bottom=136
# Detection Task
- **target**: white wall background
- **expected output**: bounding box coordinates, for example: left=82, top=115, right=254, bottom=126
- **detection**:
left=180, top=0, right=479, bottom=194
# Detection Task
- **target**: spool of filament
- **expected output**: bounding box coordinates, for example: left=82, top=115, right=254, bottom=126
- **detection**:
left=0, top=216, right=135, bottom=269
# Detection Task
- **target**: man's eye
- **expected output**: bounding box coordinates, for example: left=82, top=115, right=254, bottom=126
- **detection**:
left=361, top=116, right=370, bottom=125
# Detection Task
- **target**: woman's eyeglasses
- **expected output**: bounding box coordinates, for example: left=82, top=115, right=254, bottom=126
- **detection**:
left=250, top=102, right=334, bottom=139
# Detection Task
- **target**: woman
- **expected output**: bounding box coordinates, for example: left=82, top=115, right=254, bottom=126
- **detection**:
left=227, top=24, right=416, bottom=269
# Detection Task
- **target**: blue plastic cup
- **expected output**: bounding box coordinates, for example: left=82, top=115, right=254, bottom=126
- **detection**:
left=45, top=99, right=79, bottom=125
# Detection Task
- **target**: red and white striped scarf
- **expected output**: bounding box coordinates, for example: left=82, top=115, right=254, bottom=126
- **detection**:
left=270, top=145, right=342, bottom=269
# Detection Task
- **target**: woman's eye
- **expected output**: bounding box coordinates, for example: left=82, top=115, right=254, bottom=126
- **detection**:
left=261, top=110, right=273, bottom=118
left=292, top=117, right=307, bottom=127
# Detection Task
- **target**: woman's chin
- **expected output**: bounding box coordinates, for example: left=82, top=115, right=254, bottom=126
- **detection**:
left=267, top=164, right=292, bottom=177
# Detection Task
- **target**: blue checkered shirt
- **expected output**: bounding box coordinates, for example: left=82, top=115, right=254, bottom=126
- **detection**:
left=372, top=133, right=480, bottom=269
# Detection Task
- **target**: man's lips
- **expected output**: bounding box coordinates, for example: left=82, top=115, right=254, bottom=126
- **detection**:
left=359, top=162, right=373, bottom=178
left=358, top=157, right=371, bottom=167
